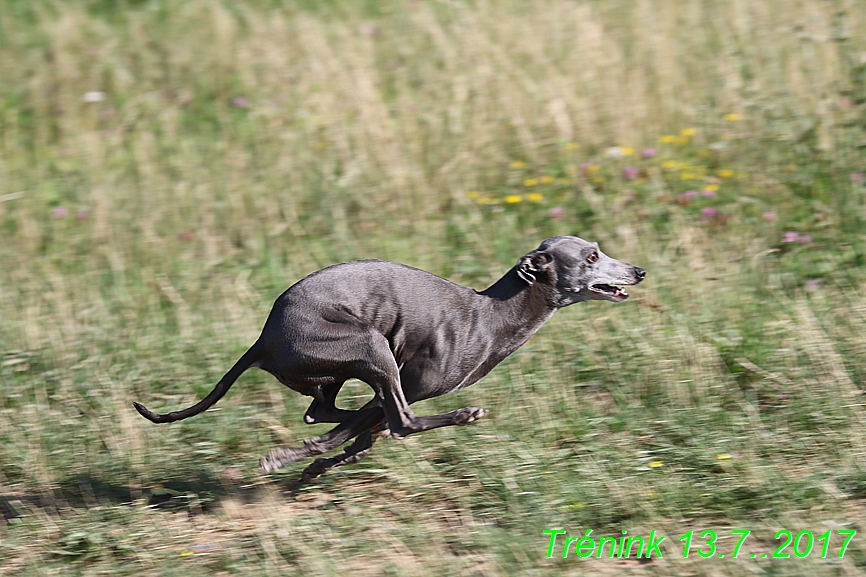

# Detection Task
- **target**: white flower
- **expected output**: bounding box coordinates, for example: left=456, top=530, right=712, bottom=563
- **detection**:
left=83, top=91, right=106, bottom=103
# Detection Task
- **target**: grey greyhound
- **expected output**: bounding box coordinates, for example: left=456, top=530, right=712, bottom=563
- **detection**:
left=134, top=236, right=645, bottom=480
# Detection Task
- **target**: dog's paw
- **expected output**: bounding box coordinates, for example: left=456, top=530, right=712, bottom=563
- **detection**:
left=259, top=446, right=308, bottom=474
left=456, top=406, right=488, bottom=425
left=259, top=451, right=291, bottom=474
left=300, top=458, right=328, bottom=482
left=259, top=455, right=277, bottom=475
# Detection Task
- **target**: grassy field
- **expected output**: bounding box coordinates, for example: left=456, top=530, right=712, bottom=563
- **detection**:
left=2, top=0, right=866, bottom=574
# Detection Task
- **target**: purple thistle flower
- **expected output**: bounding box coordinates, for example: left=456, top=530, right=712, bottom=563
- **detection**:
left=548, top=207, right=565, bottom=220
left=357, top=22, right=382, bottom=36
left=76, top=209, right=90, bottom=221
left=701, top=189, right=716, bottom=197
left=622, top=166, right=639, bottom=180
left=700, top=207, right=718, bottom=219
left=782, top=231, right=800, bottom=243
left=641, top=148, right=657, bottom=158
left=798, top=235, right=812, bottom=243
left=231, top=96, right=249, bottom=108
left=678, top=190, right=699, bottom=199
left=51, top=206, right=68, bottom=219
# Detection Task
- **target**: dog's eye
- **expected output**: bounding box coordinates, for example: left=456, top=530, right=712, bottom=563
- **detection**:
left=587, top=252, right=598, bottom=263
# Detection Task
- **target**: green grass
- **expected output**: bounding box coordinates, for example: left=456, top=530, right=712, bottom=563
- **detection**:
left=2, top=0, right=866, bottom=574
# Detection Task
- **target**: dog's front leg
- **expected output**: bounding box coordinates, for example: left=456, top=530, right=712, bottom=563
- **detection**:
left=358, top=338, right=489, bottom=439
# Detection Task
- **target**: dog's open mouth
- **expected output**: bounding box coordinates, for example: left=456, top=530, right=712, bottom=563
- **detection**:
left=590, top=283, right=629, bottom=300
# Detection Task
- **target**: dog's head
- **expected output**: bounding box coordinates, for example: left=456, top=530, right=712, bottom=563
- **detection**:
left=517, top=236, right=645, bottom=306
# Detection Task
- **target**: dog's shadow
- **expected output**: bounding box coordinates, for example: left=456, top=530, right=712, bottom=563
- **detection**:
left=0, top=470, right=319, bottom=521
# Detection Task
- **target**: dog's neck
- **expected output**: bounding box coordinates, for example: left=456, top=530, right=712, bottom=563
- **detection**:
left=481, top=266, right=557, bottom=303
left=478, top=267, right=559, bottom=342
left=480, top=266, right=527, bottom=301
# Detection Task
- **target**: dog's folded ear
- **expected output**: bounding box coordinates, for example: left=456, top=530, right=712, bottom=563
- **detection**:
left=516, top=251, right=553, bottom=285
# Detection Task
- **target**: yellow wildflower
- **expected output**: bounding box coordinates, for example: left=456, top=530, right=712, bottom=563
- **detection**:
left=660, top=160, right=679, bottom=170
left=526, top=193, right=544, bottom=202
left=504, top=195, right=523, bottom=203
left=621, top=147, right=636, bottom=156
left=703, top=184, right=720, bottom=192
left=717, top=169, right=734, bottom=178
left=539, top=175, right=554, bottom=184
left=466, top=191, right=480, bottom=198
left=724, top=113, right=741, bottom=121
left=680, top=172, right=697, bottom=180
left=716, top=453, right=732, bottom=460
left=476, top=196, right=498, bottom=205
left=510, top=160, right=526, bottom=169
left=648, top=461, right=664, bottom=468
left=659, top=135, right=677, bottom=144
left=680, top=128, right=696, bottom=137
left=523, top=178, right=539, bottom=187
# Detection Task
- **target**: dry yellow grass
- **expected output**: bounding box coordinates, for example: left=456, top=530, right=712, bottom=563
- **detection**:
left=2, top=1, right=866, bottom=575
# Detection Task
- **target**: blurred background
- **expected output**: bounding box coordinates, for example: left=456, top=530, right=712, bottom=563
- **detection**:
left=2, top=0, right=866, bottom=574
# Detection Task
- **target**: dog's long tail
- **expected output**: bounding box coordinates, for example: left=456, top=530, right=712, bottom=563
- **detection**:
left=133, top=343, right=262, bottom=423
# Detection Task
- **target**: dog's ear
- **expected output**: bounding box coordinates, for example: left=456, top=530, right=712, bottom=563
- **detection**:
left=516, top=251, right=553, bottom=285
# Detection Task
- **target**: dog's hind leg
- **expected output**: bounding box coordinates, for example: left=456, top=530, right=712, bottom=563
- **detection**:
left=259, top=401, right=385, bottom=474
left=299, top=422, right=386, bottom=481
left=303, top=380, right=355, bottom=424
